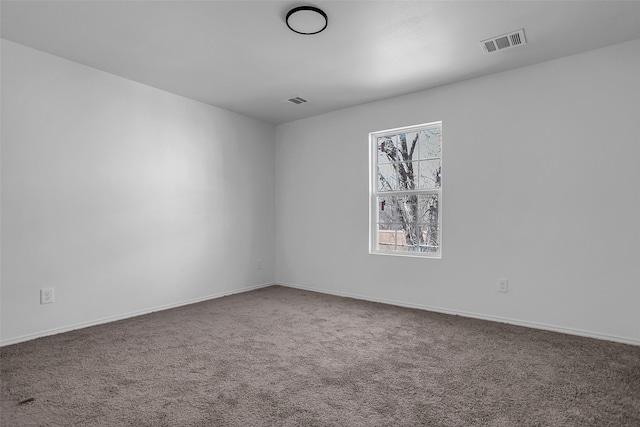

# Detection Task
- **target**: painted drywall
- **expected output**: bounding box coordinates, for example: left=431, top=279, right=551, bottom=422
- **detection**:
left=1, top=40, right=276, bottom=344
left=275, top=39, right=640, bottom=344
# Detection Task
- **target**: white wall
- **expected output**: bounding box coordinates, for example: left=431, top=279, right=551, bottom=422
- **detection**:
left=1, top=40, right=276, bottom=345
left=275, top=39, right=640, bottom=345
left=3, top=37, right=639, bottom=347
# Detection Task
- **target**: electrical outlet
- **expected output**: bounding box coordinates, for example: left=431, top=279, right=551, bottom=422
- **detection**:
left=257, top=259, right=262, bottom=270
left=40, top=288, right=55, bottom=304
left=497, top=278, right=508, bottom=293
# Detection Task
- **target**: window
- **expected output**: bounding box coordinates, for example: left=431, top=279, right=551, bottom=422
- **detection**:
left=369, top=122, right=442, bottom=257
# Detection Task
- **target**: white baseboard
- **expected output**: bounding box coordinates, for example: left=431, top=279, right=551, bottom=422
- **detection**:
left=276, top=281, right=640, bottom=347
left=0, top=282, right=275, bottom=347
left=4, top=281, right=637, bottom=347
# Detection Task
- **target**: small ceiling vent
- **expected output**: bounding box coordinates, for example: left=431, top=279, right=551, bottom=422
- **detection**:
left=286, top=96, right=309, bottom=105
left=480, top=29, right=526, bottom=53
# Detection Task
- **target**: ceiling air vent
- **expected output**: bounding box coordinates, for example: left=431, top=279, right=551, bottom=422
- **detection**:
left=480, top=29, right=526, bottom=53
left=286, top=96, right=309, bottom=105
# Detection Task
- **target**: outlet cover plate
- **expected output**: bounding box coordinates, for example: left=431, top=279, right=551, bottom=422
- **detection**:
left=40, top=288, right=54, bottom=304
left=497, top=278, right=508, bottom=293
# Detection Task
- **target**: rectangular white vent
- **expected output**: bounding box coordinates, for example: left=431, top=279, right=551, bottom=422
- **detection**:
left=286, top=96, right=308, bottom=105
left=480, top=29, right=526, bottom=53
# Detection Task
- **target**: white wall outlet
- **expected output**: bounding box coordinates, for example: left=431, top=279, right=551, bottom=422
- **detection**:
left=497, top=278, right=508, bottom=293
left=40, top=288, right=55, bottom=304
left=257, top=259, right=262, bottom=270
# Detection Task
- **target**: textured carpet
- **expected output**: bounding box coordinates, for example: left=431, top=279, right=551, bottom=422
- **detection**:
left=1, top=285, right=639, bottom=426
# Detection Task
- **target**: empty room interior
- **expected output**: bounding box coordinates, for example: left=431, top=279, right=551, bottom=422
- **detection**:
left=1, top=1, right=639, bottom=425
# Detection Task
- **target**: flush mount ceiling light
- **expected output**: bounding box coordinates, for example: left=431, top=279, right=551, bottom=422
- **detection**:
left=286, top=6, right=327, bottom=35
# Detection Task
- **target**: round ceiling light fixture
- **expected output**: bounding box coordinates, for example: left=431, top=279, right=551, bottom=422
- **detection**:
left=286, top=6, right=328, bottom=35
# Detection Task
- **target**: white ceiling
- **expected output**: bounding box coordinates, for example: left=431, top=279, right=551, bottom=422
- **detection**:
left=2, top=1, right=640, bottom=125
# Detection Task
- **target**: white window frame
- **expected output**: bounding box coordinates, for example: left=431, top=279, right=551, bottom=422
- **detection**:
left=369, top=121, right=442, bottom=258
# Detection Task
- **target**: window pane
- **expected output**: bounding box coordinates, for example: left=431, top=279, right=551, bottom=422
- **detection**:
left=393, top=194, right=420, bottom=251
left=418, top=160, right=441, bottom=189
left=378, top=135, right=404, bottom=163
left=401, top=132, right=418, bottom=163
left=377, top=196, right=400, bottom=225
left=400, top=132, right=418, bottom=163
left=418, top=128, right=441, bottom=159
left=418, top=193, right=439, bottom=254
left=418, top=194, right=439, bottom=223
left=377, top=164, right=398, bottom=191
left=396, top=162, right=418, bottom=191
left=419, top=224, right=440, bottom=253
left=381, top=133, right=415, bottom=163
left=394, top=194, right=418, bottom=224
left=377, top=225, right=399, bottom=252
left=377, top=196, right=402, bottom=252
left=377, top=137, right=391, bottom=164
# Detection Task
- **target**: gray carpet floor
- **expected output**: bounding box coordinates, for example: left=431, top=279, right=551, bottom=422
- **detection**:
left=1, top=285, right=639, bottom=426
